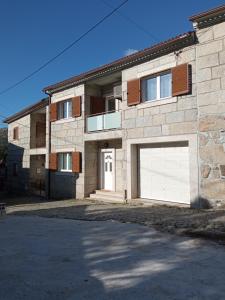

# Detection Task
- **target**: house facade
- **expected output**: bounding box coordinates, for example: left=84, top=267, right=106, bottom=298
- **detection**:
left=4, top=5, right=225, bottom=207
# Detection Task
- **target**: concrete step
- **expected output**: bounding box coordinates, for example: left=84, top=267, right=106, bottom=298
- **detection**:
left=95, top=190, right=124, bottom=199
left=88, top=196, right=126, bottom=204
left=88, top=191, right=125, bottom=204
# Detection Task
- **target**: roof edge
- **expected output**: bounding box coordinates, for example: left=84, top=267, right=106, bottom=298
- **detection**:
left=43, top=31, right=196, bottom=94
left=189, top=4, right=225, bottom=29
left=4, top=98, right=49, bottom=124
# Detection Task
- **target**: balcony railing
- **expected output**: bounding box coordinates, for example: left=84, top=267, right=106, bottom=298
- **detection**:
left=86, top=111, right=121, bottom=132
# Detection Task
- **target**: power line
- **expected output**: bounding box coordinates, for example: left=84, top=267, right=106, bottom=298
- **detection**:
left=100, top=0, right=160, bottom=43
left=0, top=0, right=129, bottom=97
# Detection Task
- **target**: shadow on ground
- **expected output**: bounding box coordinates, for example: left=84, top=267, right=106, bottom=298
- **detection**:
left=7, top=199, right=225, bottom=243
left=1, top=213, right=225, bottom=300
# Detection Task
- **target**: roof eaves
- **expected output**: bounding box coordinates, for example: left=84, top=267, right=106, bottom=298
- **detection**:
left=4, top=98, right=49, bottom=124
left=44, top=31, right=196, bottom=94
left=189, top=4, right=225, bottom=29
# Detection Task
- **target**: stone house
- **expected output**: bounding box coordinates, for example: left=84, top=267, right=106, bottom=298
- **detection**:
left=4, top=4, right=225, bottom=207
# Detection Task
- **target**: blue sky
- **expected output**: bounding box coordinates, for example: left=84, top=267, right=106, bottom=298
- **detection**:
left=0, top=0, right=224, bottom=126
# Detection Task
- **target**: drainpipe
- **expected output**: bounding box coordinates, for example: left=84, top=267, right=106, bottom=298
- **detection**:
left=45, top=92, right=52, bottom=200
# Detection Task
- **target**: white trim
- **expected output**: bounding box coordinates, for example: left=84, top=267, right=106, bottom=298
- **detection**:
left=99, top=148, right=116, bottom=191
left=135, top=96, right=177, bottom=109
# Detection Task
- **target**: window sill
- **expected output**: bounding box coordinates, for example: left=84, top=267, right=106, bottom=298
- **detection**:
left=54, top=117, right=75, bottom=124
left=138, top=96, right=177, bottom=109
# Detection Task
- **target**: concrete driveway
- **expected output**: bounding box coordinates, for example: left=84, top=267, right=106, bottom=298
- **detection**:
left=0, top=216, right=225, bottom=300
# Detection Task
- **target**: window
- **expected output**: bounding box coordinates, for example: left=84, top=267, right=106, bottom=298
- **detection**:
left=106, top=98, right=116, bottom=112
left=58, top=100, right=72, bottom=119
left=58, top=153, right=72, bottom=171
left=13, top=127, right=19, bottom=140
left=142, top=72, right=172, bottom=102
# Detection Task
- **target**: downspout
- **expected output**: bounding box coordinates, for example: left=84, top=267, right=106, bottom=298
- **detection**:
left=45, top=92, right=52, bottom=200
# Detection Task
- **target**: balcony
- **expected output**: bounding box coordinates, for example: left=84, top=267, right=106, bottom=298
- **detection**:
left=86, top=111, right=121, bottom=132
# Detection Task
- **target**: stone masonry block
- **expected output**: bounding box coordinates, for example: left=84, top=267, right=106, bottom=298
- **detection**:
left=166, top=111, right=184, bottom=124
left=144, top=126, right=161, bottom=137
left=197, top=53, right=219, bottom=69
left=127, top=128, right=144, bottom=139
left=213, top=22, right=225, bottom=39
left=185, top=109, right=198, bottom=122
left=212, top=65, right=225, bottom=79
left=219, top=51, right=225, bottom=65
left=199, top=115, right=225, bottom=132
left=197, top=28, right=214, bottom=43
left=197, top=40, right=223, bottom=57
left=152, top=114, right=165, bottom=126
left=198, top=79, right=220, bottom=94
left=136, top=115, right=152, bottom=127
left=162, top=122, right=197, bottom=135
left=196, top=68, right=212, bottom=83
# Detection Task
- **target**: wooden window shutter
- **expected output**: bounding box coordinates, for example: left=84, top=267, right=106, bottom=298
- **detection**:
left=72, top=152, right=81, bottom=173
left=50, top=103, right=57, bottom=122
left=72, top=96, right=81, bottom=117
left=49, top=153, right=57, bottom=171
left=127, top=79, right=141, bottom=106
left=90, top=96, right=105, bottom=115
left=172, top=63, right=191, bottom=97
left=13, top=127, right=19, bottom=140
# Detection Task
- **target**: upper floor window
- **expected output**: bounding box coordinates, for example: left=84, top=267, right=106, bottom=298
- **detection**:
left=58, top=100, right=72, bottom=120
left=142, top=71, right=172, bottom=102
left=58, top=152, right=72, bottom=172
left=13, top=127, right=19, bottom=140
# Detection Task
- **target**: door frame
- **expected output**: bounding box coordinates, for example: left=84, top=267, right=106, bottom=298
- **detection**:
left=99, top=148, right=116, bottom=191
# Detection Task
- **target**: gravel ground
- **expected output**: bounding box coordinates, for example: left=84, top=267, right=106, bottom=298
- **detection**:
left=5, top=198, right=225, bottom=243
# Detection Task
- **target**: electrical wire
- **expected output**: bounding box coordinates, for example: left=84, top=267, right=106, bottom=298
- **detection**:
left=0, top=0, right=129, bottom=97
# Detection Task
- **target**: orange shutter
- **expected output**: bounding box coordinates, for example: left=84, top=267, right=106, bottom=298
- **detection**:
left=72, top=96, right=81, bottom=117
left=49, top=153, right=57, bottom=171
left=127, top=79, right=141, bottom=106
left=50, top=103, right=57, bottom=122
left=90, top=96, right=105, bottom=115
left=72, top=152, right=81, bottom=173
left=172, top=63, right=191, bottom=97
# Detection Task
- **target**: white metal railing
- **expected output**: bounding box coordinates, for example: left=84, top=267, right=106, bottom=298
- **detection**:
left=86, top=111, right=121, bottom=132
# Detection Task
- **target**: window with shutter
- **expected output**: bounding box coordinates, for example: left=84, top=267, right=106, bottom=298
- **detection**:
left=50, top=103, right=57, bottom=122
left=172, top=63, right=191, bottom=97
left=127, top=79, right=141, bottom=106
left=49, top=153, right=57, bottom=171
left=72, top=96, right=81, bottom=117
left=72, top=152, right=81, bottom=173
left=13, top=127, right=19, bottom=140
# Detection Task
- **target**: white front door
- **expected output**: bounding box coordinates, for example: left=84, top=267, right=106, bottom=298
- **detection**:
left=101, top=150, right=114, bottom=191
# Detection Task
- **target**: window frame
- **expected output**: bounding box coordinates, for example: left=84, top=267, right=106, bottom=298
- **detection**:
left=57, top=99, right=72, bottom=120
left=58, top=152, right=72, bottom=172
left=141, top=70, right=172, bottom=103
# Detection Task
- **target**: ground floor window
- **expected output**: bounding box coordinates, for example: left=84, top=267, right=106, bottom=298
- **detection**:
left=58, top=153, right=72, bottom=171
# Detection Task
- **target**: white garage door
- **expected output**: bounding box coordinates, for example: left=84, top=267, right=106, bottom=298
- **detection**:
left=139, top=143, right=190, bottom=204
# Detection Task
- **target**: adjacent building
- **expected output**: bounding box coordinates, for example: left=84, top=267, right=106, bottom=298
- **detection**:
left=4, top=4, right=225, bottom=207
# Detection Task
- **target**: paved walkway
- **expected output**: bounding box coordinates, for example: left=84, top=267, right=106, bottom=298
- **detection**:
left=0, top=215, right=225, bottom=300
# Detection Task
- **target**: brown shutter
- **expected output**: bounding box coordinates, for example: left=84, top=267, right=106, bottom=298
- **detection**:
left=127, top=79, right=141, bottom=106
left=72, top=96, right=81, bottom=117
left=72, top=152, right=81, bottom=173
left=49, top=153, right=57, bottom=171
left=50, top=103, right=57, bottom=122
left=13, top=127, right=19, bottom=140
left=90, top=96, right=105, bottom=115
left=172, top=63, right=191, bottom=97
